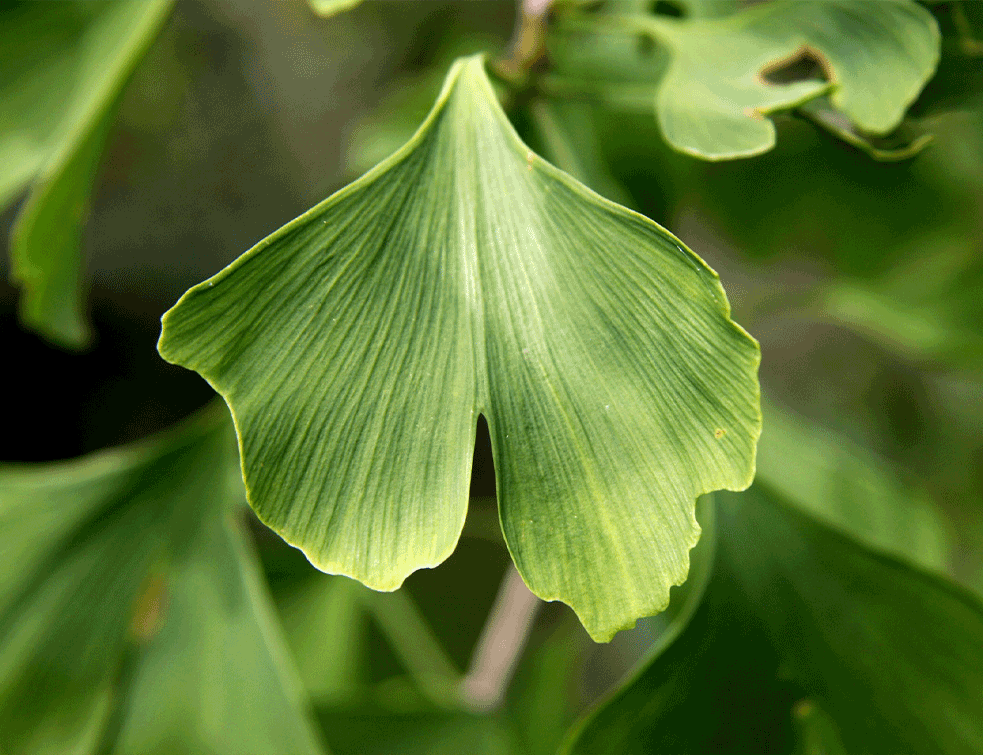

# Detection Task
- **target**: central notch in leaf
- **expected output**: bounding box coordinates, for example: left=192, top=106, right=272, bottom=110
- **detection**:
left=158, top=55, right=760, bottom=642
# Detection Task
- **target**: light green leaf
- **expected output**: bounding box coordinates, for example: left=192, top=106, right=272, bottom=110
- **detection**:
left=2, top=0, right=173, bottom=347
left=551, top=0, right=939, bottom=159
left=307, top=0, right=363, bottom=19
left=564, top=488, right=983, bottom=754
left=158, top=55, right=760, bottom=642
left=0, top=407, right=324, bottom=755
left=756, top=399, right=950, bottom=572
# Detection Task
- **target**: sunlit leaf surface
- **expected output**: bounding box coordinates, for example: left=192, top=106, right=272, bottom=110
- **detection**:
left=0, top=407, right=324, bottom=755
left=550, top=0, right=939, bottom=159
left=158, top=55, right=760, bottom=642
left=565, top=487, right=983, bottom=754
left=1, top=0, right=172, bottom=347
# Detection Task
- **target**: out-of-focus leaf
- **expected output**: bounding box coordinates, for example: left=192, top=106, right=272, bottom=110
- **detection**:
left=8, top=103, right=113, bottom=348
left=757, top=399, right=950, bottom=572
left=317, top=708, right=514, bottom=755
left=112, top=503, right=325, bottom=754
left=822, top=235, right=983, bottom=368
left=791, top=700, right=848, bottom=755
left=526, top=99, right=635, bottom=208
left=280, top=576, right=368, bottom=704
left=672, top=1, right=741, bottom=20
left=0, top=407, right=325, bottom=755
left=280, top=573, right=463, bottom=710
left=307, top=0, right=363, bottom=18
left=1, top=0, right=173, bottom=348
left=564, top=488, right=983, bottom=755
left=508, top=621, right=586, bottom=755
left=550, top=0, right=939, bottom=159
left=158, top=55, right=760, bottom=642
left=798, top=96, right=933, bottom=162
left=912, top=1, right=983, bottom=116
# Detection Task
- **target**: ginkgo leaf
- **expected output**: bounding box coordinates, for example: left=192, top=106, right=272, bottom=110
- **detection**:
left=550, top=0, right=939, bottom=159
left=0, top=407, right=324, bottom=755
left=564, top=488, right=983, bottom=754
left=158, top=54, right=760, bottom=642
left=2, top=0, right=173, bottom=347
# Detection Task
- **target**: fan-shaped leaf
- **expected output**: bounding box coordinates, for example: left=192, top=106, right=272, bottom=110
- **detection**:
left=158, top=55, right=760, bottom=642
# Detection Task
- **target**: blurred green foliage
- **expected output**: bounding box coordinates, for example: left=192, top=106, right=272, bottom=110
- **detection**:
left=1, top=0, right=173, bottom=347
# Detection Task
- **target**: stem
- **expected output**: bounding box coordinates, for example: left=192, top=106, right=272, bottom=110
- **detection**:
left=494, top=0, right=554, bottom=83
left=459, top=565, right=543, bottom=711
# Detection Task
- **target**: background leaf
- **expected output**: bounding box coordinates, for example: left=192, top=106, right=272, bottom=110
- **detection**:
left=0, top=407, right=324, bottom=755
left=549, top=0, right=939, bottom=159
left=564, top=487, right=983, bottom=754
left=158, top=55, right=760, bottom=642
left=756, top=399, right=950, bottom=572
left=2, top=0, right=173, bottom=347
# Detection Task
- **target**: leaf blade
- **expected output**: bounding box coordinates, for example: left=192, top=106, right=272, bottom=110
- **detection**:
left=159, top=55, right=760, bottom=641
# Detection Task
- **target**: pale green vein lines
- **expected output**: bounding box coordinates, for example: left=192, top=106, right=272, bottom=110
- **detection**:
left=159, top=55, right=759, bottom=642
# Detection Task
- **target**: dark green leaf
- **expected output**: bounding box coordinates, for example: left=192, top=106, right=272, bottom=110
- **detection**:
left=821, top=234, right=983, bottom=369
left=317, top=708, right=514, bottom=755
left=756, top=399, right=950, bottom=571
left=564, top=488, right=983, bottom=754
left=798, top=96, right=933, bottom=162
left=791, top=700, right=848, bottom=755
left=158, top=55, right=760, bottom=642
left=8, top=103, right=113, bottom=348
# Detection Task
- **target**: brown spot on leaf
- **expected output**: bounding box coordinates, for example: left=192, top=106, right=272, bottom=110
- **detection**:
left=714, top=428, right=726, bottom=439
